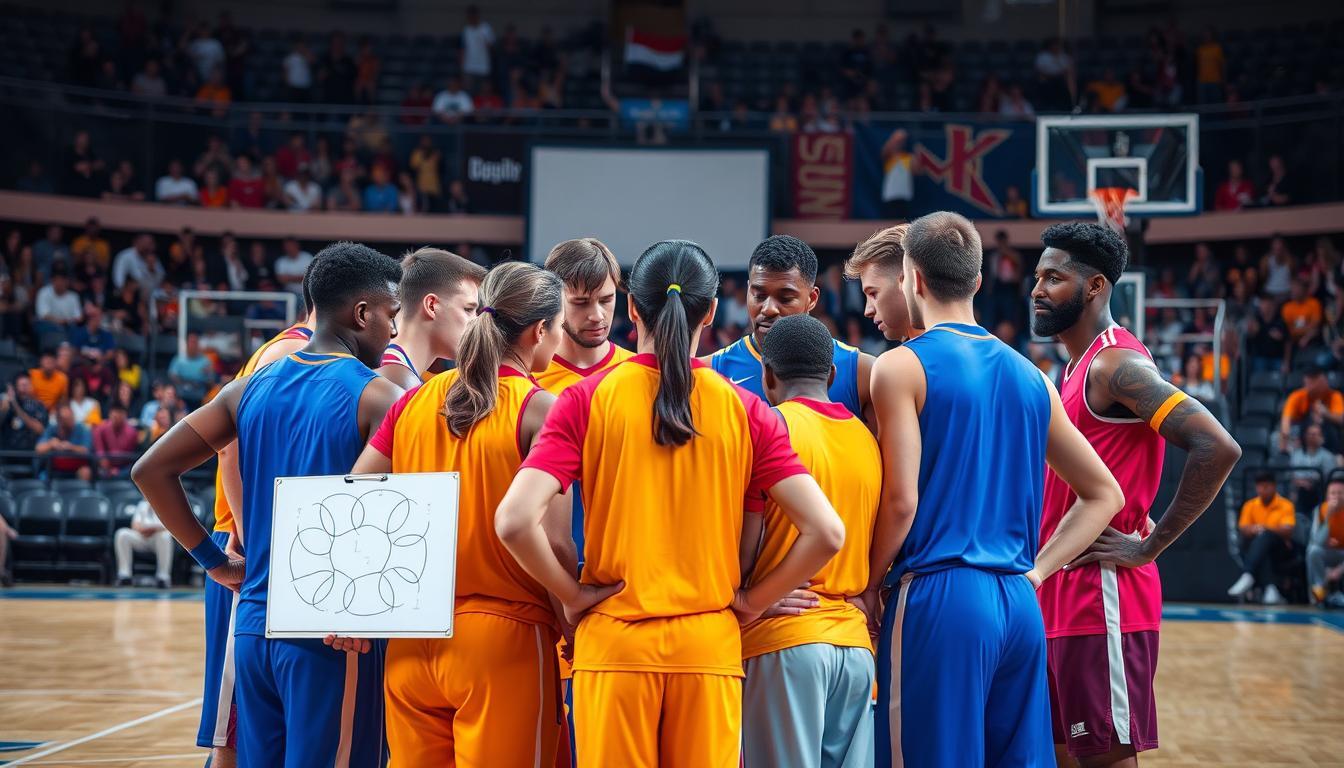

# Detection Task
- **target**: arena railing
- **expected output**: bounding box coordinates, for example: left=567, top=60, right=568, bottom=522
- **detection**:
left=1145, top=297, right=1228, bottom=397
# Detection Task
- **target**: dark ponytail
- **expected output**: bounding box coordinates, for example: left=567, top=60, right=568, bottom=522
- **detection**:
left=628, top=240, right=719, bottom=446
left=443, top=261, right=562, bottom=437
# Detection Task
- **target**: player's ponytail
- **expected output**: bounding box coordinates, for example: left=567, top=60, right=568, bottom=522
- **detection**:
left=443, top=261, right=562, bottom=437
left=628, top=240, right=719, bottom=447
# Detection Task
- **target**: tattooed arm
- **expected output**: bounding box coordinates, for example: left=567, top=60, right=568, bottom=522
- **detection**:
left=1071, top=348, right=1243, bottom=568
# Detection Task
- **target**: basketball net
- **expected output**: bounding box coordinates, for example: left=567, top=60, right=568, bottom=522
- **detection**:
left=1090, top=187, right=1139, bottom=235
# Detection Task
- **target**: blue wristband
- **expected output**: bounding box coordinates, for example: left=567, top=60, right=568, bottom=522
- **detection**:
left=189, top=537, right=229, bottom=571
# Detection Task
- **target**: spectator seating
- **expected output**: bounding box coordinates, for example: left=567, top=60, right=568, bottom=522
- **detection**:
left=62, top=493, right=113, bottom=582
left=13, top=491, right=63, bottom=576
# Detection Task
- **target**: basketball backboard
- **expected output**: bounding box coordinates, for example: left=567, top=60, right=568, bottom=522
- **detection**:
left=1033, top=114, right=1201, bottom=217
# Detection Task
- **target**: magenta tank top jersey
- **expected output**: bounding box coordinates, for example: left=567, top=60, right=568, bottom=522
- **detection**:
left=1038, top=326, right=1166, bottom=638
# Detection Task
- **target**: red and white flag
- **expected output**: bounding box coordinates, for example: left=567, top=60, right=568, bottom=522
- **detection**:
left=625, top=28, right=686, bottom=72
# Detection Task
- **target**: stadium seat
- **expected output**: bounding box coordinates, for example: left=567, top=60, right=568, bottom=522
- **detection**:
left=1249, top=370, right=1284, bottom=393
left=1240, top=392, right=1280, bottom=420
left=7, top=478, right=48, bottom=504
left=1234, top=426, right=1271, bottom=453
left=51, top=478, right=92, bottom=495
left=61, top=493, right=113, bottom=582
left=13, top=492, right=63, bottom=576
left=95, top=478, right=136, bottom=496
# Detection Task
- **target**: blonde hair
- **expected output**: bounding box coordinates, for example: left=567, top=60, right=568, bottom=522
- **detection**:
left=844, top=223, right=908, bottom=279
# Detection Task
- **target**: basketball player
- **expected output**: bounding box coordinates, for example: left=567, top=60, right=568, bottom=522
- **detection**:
left=865, top=212, right=1124, bottom=767
left=377, top=247, right=486, bottom=387
left=531, top=237, right=633, bottom=767
left=496, top=240, right=845, bottom=767
left=844, top=224, right=917, bottom=343
left=333, top=262, right=570, bottom=766
left=1030, top=222, right=1241, bottom=768
left=198, top=271, right=314, bottom=767
left=740, top=314, right=880, bottom=768
left=132, top=242, right=404, bottom=768
left=535, top=238, right=634, bottom=394
left=707, top=235, right=875, bottom=421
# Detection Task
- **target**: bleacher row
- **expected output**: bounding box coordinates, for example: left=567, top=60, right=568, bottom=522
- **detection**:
left=3, top=3, right=1342, bottom=111
left=0, top=5, right=606, bottom=110
left=0, top=474, right=216, bottom=585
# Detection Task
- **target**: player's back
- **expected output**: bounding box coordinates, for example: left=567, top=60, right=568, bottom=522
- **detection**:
left=711, top=334, right=863, bottom=417
left=742, top=397, right=880, bottom=659
left=234, top=350, right=376, bottom=635
left=1039, top=326, right=1165, bottom=638
left=551, top=353, right=785, bottom=675
left=380, top=367, right=554, bottom=627
left=895, top=322, right=1051, bottom=581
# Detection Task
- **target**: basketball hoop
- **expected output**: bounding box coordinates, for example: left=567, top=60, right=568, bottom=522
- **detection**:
left=1090, top=187, right=1140, bottom=235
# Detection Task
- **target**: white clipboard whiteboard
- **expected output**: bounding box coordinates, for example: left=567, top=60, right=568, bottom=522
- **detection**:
left=266, top=472, right=460, bottom=639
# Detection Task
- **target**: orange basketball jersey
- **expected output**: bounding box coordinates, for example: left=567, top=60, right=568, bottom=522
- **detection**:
left=740, top=397, right=881, bottom=660
left=212, top=324, right=311, bottom=533
left=522, top=354, right=806, bottom=676
left=533, top=343, right=634, bottom=396
left=370, top=366, right=555, bottom=628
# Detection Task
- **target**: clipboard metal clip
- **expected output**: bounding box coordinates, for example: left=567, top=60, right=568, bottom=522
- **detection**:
left=344, top=474, right=389, bottom=483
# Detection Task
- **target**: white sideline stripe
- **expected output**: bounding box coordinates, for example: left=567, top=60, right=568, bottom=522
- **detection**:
left=4, top=697, right=203, bottom=766
left=0, top=689, right=196, bottom=698
left=19, top=753, right=201, bottom=765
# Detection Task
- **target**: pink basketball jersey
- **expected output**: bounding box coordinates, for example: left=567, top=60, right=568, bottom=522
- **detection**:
left=1038, top=326, right=1165, bottom=638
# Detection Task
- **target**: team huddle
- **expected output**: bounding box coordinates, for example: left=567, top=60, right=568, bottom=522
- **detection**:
left=131, top=211, right=1240, bottom=768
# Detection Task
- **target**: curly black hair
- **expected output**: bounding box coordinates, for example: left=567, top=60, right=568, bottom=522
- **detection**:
left=749, top=235, right=819, bottom=284
left=761, top=314, right=834, bottom=382
left=306, top=241, right=403, bottom=315
left=1040, top=222, right=1129, bottom=285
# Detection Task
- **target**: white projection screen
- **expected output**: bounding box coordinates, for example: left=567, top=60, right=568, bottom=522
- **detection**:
left=527, top=146, right=770, bottom=267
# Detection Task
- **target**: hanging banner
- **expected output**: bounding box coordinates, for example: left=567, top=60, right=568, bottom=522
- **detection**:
left=852, top=121, right=1035, bottom=219
left=791, top=132, right=853, bottom=219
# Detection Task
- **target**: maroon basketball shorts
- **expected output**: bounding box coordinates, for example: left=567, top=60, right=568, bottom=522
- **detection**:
left=1046, top=630, right=1159, bottom=758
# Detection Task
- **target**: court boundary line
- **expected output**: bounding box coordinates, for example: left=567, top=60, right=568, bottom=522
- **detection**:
left=2, top=698, right=202, bottom=766
left=0, top=689, right=196, bottom=699
left=14, top=753, right=201, bottom=765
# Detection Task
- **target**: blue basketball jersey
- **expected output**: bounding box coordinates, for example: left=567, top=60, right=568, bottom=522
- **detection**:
left=234, top=351, right=376, bottom=637
left=889, top=322, right=1050, bottom=583
left=710, top=333, right=863, bottom=417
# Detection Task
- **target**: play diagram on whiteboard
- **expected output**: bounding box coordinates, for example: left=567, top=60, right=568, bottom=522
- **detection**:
left=266, top=472, right=460, bottom=639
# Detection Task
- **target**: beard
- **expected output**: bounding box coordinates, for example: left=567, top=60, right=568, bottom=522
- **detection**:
left=563, top=320, right=607, bottom=349
left=1031, top=291, right=1086, bottom=338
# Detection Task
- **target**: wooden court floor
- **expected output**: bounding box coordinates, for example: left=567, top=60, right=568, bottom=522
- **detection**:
left=1, top=589, right=1342, bottom=766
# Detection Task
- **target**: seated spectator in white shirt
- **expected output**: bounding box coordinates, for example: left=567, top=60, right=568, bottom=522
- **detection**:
left=114, top=500, right=175, bottom=588
left=34, top=269, right=84, bottom=330
left=283, top=165, right=323, bottom=212
left=112, top=234, right=155, bottom=290
left=432, top=76, right=475, bottom=123
left=274, top=237, right=314, bottom=299
left=155, top=159, right=199, bottom=205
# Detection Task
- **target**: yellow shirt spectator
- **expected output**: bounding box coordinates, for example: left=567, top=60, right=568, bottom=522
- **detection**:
left=1239, top=493, right=1295, bottom=530
left=1282, top=297, right=1322, bottom=339
left=1196, top=42, right=1225, bottom=84
left=1086, top=79, right=1126, bottom=112
left=1318, top=503, right=1344, bottom=544
left=71, top=234, right=110, bottom=269
left=1282, top=386, right=1344, bottom=424
left=28, top=368, right=68, bottom=410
